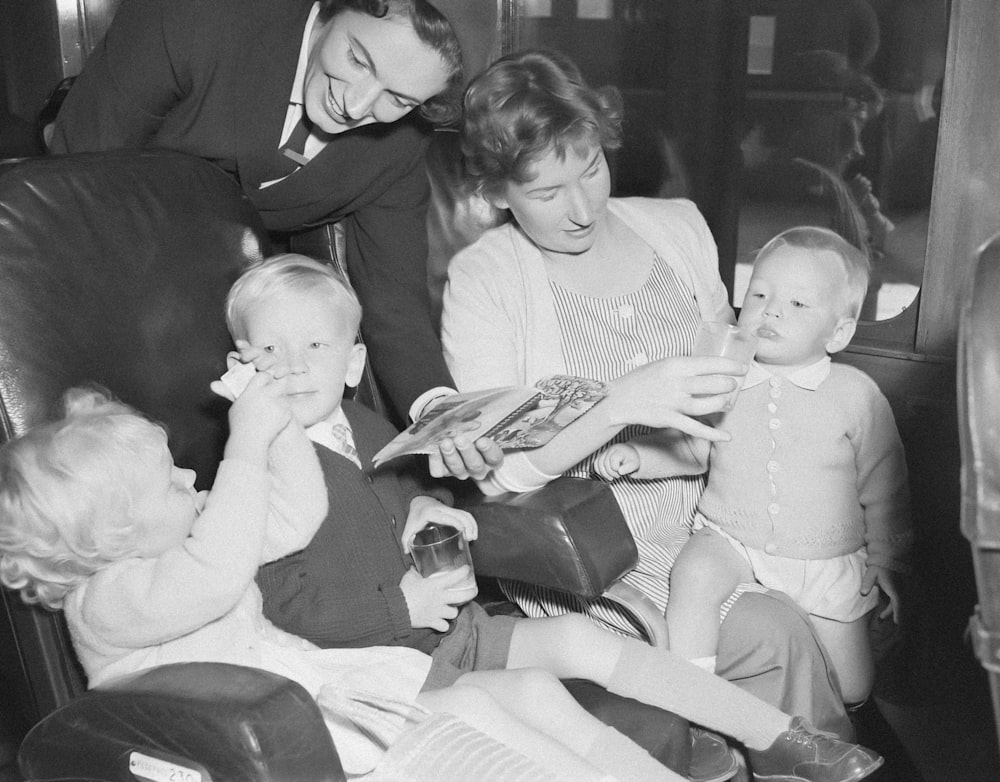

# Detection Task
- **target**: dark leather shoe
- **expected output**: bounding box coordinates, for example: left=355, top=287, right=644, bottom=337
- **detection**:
left=749, top=717, right=884, bottom=782
left=690, top=728, right=740, bottom=782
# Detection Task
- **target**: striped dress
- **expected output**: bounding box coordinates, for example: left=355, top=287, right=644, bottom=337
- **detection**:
left=500, top=252, right=707, bottom=638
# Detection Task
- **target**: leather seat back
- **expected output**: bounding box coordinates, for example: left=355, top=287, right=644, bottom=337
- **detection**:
left=959, top=231, right=1000, bottom=747
left=0, top=150, right=269, bottom=735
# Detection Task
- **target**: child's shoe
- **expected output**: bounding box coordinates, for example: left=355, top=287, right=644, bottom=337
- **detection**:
left=748, top=717, right=884, bottom=782
left=689, top=727, right=740, bottom=782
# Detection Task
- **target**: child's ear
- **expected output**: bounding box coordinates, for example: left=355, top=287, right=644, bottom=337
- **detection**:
left=825, top=317, right=857, bottom=355
left=226, top=351, right=243, bottom=369
left=344, top=342, right=367, bottom=389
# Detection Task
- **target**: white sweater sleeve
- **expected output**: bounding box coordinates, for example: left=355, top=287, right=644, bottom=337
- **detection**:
left=475, top=451, right=564, bottom=496
left=79, top=459, right=269, bottom=649
left=261, top=422, right=328, bottom=563
left=442, top=236, right=526, bottom=392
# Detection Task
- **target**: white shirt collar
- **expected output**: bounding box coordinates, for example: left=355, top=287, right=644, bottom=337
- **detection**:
left=305, top=404, right=351, bottom=450
left=261, top=3, right=326, bottom=187
left=742, top=356, right=832, bottom=391
left=289, top=2, right=321, bottom=107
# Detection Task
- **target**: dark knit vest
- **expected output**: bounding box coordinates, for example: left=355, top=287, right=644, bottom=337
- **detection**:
left=257, top=400, right=440, bottom=654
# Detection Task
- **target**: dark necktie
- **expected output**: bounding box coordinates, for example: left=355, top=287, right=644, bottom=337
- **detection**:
left=281, top=113, right=312, bottom=167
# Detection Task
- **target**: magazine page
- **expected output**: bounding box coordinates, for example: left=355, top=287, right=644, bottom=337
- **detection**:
left=372, top=387, right=537, bottom=467
left=372, top=375, right=608, bottom=467
left=482, top=375, right=608, bottom=449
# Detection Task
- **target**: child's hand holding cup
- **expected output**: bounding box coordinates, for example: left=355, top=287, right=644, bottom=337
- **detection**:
left=410, top=522, right=477, bottom=597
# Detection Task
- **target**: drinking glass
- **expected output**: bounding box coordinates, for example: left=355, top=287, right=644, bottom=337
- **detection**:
left=692, top=321, right=757, bottom=409
left=410, top=523, right=476, bottom=590
left=693, top=321, right=758, bottom=364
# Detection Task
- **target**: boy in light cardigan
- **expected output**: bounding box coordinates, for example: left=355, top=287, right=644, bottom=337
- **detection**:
left=595, top=227, right=912, bottom=707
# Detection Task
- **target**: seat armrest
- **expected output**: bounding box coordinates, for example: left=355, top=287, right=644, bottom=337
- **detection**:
left=463, top=477, right=637, bottom=599
left=604, top=582, right=670, bottom=648
left=18, top=662, right=345, bottom=782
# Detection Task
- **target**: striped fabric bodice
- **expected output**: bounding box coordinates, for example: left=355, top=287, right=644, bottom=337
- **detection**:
left=501, top=251, right=708, bottom=636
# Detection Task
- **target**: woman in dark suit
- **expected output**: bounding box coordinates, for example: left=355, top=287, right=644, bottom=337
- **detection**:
left=52, top=0, right=466, bottom=422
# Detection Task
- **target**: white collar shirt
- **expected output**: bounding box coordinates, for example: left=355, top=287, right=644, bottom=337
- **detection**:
left=742, top=355, right=832, bottom=391
left=305, top=405, right=354, bottom=455
left=261, top=2, right=329, bottom=188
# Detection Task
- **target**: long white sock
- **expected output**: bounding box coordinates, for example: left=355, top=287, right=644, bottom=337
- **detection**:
left=605, top=640, right=790, bottom=751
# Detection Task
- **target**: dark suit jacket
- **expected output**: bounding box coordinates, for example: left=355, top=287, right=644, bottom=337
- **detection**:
left=51, top=0, right=454, bottom=418
left=256, top=400, right=443, bottom=655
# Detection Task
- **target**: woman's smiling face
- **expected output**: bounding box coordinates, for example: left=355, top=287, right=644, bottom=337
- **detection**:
left=303, top=10, right=450, bottom=134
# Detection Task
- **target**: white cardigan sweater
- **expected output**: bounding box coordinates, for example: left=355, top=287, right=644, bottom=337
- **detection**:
left=441, top=197, right=732, bottom=492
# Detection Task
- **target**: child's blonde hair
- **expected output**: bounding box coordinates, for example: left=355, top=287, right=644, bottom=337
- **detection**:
left=756, top=226, right=871, bottom=319
left=225, top=253, right=362, bottom=342
left=0, top=387, right=165, bottom=609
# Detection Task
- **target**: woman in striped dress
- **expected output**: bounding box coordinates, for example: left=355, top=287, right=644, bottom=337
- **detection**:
left=439, top=49, right=853, bottom=738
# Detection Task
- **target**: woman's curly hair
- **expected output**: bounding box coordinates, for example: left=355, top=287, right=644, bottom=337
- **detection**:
left=460, top=49, right=624, bottom=198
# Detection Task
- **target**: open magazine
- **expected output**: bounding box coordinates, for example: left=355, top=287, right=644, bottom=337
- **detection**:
left=372, top=375, right=609, bottom=467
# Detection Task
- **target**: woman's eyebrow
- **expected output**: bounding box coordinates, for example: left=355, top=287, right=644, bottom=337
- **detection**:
left=525, top=183, right=559, bottom=196
left=350, top=36, right=421, bottom=105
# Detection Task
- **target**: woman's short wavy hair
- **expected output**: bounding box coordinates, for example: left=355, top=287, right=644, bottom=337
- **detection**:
left=756, top=226, right=872, bottom=319
left=460, top=49, right=624, bottom=198
left=0, top=387, right=165, bottom=610
left=319, top=0, right=464, bottom=126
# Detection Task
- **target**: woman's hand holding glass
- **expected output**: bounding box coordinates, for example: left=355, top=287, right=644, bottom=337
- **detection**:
left=606, top=355, right=748, bottom=442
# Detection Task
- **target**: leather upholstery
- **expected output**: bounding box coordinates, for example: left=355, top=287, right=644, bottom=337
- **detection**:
left=465, top=477, right=638, bottom=598
left=0, top=151, right=267, bottom=475
left=0, top=150, right=269, bottom=732
left=19, top=663, right=344, bottom=782
left=959, top=231, right=1000, bottom=743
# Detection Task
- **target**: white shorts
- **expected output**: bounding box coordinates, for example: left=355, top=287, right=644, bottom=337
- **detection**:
left=701, top=521, right=880, bottom=623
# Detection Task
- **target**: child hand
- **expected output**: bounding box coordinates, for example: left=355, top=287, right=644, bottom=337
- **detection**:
left=211, top=361, right=256, bottom=401
left=210, top=340, right=284, bottom=401
left=401, top=497, right=478, bottom=554
left=399, top=566, right=478, bottom=632
left=231, top=339, right=289, bottom=377
left=592, top=443, right=641, bottom=481
left=861, top=564, right=902, bottom=623
left=225, top=371, right=292, bottom=463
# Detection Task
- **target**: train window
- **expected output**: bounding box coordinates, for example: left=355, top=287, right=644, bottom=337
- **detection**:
left=509, top=0, right=950, bottom=335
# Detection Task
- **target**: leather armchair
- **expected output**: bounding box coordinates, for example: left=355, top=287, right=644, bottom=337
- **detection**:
left=0, top=151, right=689, bottom=780
left=959, top=230, right=1000, bottom=750
left=0, top=150, right=298, bottom=780
left=19, top=663, right=344, bottom=782
left=464, top=477, right=670, bottom=646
